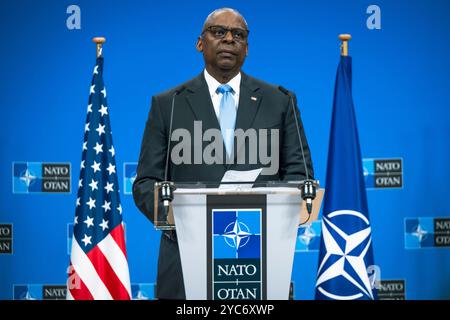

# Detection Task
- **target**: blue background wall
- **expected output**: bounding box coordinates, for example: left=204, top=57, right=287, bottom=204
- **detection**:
left=1, top=0, right=449, bottom=299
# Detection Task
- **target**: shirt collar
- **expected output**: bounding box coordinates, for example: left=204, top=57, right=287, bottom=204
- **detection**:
left=204, top=69, right=241, bottom=96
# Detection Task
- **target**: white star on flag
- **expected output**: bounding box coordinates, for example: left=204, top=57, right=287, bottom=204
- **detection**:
left=91, top=161, right=101, bottom=173
left=96, top=123, right=105, bottom=136
left=88, top=179, right=98, bottom=191
left=86, top=197, right=96, bottom=210
left=81, top=234, right=92, bottom=247
left=99, top=105, right=108, bottom=116
left=102, top=200, right=111, bottom=212
left=101, top=87, right=106, bottom=97
left=109, top=146, right=115, bottom=157
left=93, top=142, right=103, bottom=154
left=104, top=182, right=114, bottom=194
left=316, top=213, right=374, bottom=299
left=99, top=219, right=109, bottom=231
left=106, top=163, right=116, bottom=175
left=84, top=216, right=94, bottom=228
left=90, top=85, right=95, bottom=94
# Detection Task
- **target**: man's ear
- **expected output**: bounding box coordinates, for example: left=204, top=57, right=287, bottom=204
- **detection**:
left=196, top=37, right=203, bottom=52
left=245, top=45, right=249, bottom=56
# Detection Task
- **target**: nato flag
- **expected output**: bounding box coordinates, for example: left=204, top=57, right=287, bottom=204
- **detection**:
left=315, top=56, right=377, bottom=300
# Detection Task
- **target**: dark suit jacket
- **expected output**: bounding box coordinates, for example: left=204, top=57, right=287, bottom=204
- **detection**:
left=133, top=72, right=314, bottom=299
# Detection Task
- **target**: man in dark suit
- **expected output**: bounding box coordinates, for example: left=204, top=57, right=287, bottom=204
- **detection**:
left=133, top=8, right=314, bottom=299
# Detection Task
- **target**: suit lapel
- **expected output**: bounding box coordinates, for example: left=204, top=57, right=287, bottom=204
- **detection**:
left=231, top=73, right=262, bottom=166
left=184, top=73, right=225, bottom=165
left=185, top=73, right=220, bottom=132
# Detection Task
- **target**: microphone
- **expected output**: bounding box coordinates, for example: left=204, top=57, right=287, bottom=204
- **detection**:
left=278, top=86, right=317, bottom=216
left=160, top=85, right=186, bottom=222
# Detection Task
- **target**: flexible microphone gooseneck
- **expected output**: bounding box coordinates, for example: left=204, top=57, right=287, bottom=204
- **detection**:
left=160, top=86, right=186, bottom=219
left=278, top=86, right=317, bottom=216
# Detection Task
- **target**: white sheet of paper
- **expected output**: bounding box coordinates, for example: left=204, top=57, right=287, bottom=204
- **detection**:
left=219, top=168, right=263, bottom=190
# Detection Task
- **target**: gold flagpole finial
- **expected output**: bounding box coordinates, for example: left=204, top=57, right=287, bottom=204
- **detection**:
left=339, top=34, right=351, bottom=56
left=92, top=37, right=106, bottom=58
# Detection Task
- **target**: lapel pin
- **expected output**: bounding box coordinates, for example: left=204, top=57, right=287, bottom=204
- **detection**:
left=251, top=96, right=257, bottom=101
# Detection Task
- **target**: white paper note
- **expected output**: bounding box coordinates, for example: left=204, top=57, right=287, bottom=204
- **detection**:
left=219, top=168, right=263, bottom=190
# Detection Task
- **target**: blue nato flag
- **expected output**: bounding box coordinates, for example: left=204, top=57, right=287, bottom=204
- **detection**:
left=315, top=56, right=377, bottom=300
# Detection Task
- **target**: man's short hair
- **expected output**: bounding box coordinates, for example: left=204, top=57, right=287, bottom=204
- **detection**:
left=202, top=8, right=248, bottom=32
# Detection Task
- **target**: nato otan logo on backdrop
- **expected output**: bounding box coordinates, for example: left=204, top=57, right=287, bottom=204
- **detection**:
left=12, top=162, right=71, bottom=193
left=363, top=158, right=403, bottom=189
left=0, top=224, right=13, bottom=254
left=13, top=283, right=155, bottom=300
left=13, top=285, right=67, bottom=300
left=295, top=220, right=321, bottom=252
left=123, top=162, right=137, bottom=195
left=405, top=217, right=450, bottom=248
left=377, top=280, right=406, bottom=300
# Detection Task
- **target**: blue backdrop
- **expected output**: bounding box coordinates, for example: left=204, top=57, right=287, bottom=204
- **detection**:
left=1, top=0, right=449, bottom=300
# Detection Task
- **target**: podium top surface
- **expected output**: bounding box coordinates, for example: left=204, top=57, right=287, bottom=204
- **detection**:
left=157, top=180, right=319, bottom=195
left=174, top=186, right=305, bottom=195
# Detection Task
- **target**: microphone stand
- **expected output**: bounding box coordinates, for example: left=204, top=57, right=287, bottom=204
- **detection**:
left=278, top=86, right=318, bottom=217
left=159, top=86, right=185, bottom=225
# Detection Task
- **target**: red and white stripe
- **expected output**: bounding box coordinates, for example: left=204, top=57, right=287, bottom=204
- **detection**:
left=67, top=224, right=131, bottom=300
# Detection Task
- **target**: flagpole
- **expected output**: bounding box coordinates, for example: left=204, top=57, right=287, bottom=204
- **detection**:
left=92, top=37, right=106, bottom=58
left=339, top=34, right=351, bottom=56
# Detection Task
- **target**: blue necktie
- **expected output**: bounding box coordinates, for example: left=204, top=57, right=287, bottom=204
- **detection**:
left=216, top=84, right=237, bottom=157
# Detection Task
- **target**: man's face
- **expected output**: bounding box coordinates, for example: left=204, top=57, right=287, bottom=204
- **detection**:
left=196, top=11, right=249, bottom=74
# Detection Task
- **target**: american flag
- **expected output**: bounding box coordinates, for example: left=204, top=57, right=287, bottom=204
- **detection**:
left=67, top=57, right=131, bottom=300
